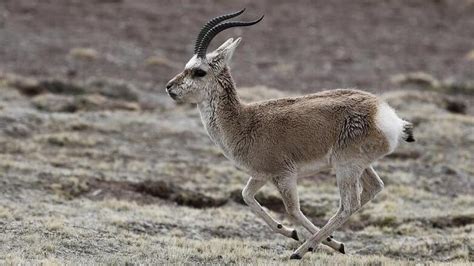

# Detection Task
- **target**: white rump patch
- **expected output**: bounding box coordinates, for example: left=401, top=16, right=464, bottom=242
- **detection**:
left=375, top=101, right=405, bottom=152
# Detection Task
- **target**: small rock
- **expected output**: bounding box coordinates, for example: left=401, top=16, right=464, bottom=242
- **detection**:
left=77, top=94, right=140, bottom=111
left=32, top=94, right=77, bottom=113
left=444, top=99, right=466, bottom=114
left=6, top=75, right=43, bottom=96
left=145, top=56, right=176, bottom=68
left=69, top=48, right=99, bottom=61
left=39, top=79, right=85, bottom=95
left=390, top=72, right=441, bottom=89
left=13, top=78, right=85, bottom=96
left=86, top=78, right=139, bottom=101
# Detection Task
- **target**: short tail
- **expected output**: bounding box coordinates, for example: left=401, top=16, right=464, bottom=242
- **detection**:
left=402, top=122, right=415, bottom=142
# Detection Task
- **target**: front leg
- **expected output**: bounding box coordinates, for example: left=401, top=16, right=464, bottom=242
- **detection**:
left=242, top=177, right=299, bottom=241
left=290, top=165, right=364, bottom=259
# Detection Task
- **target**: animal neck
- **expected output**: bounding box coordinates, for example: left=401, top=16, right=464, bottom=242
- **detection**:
left=197, top=67, right=242, bottom=148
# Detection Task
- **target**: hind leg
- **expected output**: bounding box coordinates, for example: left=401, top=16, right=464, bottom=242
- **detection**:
left=273, top=175, right=346, bottom=253
left=360, top=166, right=384, bottom=206
left=290, top=163, right=364, bottom=259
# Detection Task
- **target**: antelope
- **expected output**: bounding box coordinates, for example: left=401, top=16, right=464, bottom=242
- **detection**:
left=165, top=9, right=415, bottom=260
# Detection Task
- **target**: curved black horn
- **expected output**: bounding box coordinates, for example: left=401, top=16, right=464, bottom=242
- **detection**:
left=196, top=15, right=264, bottom=59
left=193, top=9, right=246, bottom=54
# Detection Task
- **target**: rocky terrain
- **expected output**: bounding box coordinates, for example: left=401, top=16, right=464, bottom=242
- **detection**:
left=0, top=73, right=473, bottom=264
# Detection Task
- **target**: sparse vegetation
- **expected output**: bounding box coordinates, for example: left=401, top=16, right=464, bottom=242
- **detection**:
left=0, top=0, right=473, bottom=263
left=69, top=48, right=99, bottom=61
left=0, top=75, right=472, bottom=264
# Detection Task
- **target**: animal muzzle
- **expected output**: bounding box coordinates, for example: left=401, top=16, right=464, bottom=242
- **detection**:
left=165, top=82, right=178, bottom=100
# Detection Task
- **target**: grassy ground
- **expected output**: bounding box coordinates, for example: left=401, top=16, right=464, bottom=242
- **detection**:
left=0, top=73, right=473, bottom=264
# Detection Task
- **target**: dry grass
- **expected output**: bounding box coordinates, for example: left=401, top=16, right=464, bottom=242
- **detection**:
left=69, top=48, right=99, bottom=61
left=0, top=76, right=473, bottom=264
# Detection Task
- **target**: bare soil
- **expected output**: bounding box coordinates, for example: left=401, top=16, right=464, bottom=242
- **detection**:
left=1, top=0, right=473, bottom=92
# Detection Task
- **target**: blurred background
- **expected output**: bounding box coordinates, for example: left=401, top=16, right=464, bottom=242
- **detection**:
left=1, top=0, right=473, bottom=91
left=0, top=0, right=473, bottom=264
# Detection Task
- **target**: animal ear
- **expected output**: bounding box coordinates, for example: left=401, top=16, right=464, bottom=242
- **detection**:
left=219, top=37, right=241, bottom=64
left=214, top=38, right=234, bottom=54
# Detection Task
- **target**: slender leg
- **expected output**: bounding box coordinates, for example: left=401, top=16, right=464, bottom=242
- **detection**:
left=290, top=165, right=364, bottom=259
left=360, top=166, right=384, bottom=206
left=273, top=176, right=346, bottom=254
left=242, top=177, right=299, bottom=240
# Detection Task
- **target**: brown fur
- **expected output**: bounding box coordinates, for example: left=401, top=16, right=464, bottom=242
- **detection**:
left=205, top=69, right=390, bottom=177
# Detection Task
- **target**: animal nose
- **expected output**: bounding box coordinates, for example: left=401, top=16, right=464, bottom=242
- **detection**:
left=166, top=82, right=173, bottom=91
left=165, top=81, right=178, bottom=100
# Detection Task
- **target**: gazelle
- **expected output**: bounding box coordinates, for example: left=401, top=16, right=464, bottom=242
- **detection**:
left=165, top=9, right=415, bottom=260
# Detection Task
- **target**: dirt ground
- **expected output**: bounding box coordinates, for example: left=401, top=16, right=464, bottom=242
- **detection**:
left=0, top=0, right=473, bottom=265
left=1, top=0, right=474, bottom=92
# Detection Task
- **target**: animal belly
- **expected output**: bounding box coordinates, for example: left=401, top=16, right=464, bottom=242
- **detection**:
left=297, top=160, right=331, bottom=178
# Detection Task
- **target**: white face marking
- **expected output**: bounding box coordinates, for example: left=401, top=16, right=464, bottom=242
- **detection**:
left=185, top=38, right=236, bottom=70
left=184, top=55, right=209, bottom=71
left=185, top=55, right=213, bottom=76
left=185, top=55, right=204, bottom=70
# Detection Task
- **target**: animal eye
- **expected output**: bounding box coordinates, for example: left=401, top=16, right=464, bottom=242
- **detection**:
left=193, top=69, right=207, bottom=78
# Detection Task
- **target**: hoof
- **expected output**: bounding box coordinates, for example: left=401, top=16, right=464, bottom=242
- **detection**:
left=290, top=253, right=302, bottom=260
left=291, top=230, right=299, bottom=241
left=339, top=243, right=345, bottom=254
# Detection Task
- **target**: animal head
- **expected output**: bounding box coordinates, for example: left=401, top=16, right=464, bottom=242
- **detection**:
left=165, top=9, right=263, bottom=103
